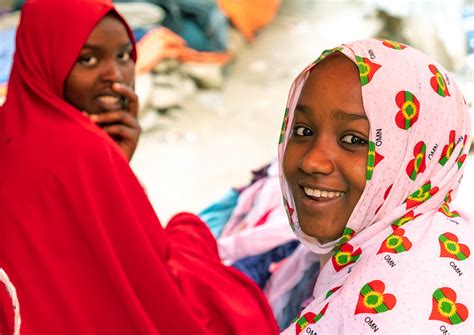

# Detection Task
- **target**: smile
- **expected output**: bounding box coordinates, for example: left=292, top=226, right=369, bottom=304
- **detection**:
left=303, top=187, right=345, bottom=199
left=96, top=94, right=123, bottom=111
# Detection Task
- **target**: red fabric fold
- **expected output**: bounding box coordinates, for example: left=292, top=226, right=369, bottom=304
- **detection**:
left=0, top=0, right=278, bottom=333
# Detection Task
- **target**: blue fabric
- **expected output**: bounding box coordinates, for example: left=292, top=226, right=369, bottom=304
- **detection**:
left=132, top=27, right=151, bottom=43
left=114, top=0, right=229, bottom=51
left=11, top=0, right=25, bottom=10
left=232, top=240, right=300, bottom=289
left=154, top=0, right=228, bottom=51
left=198, top=188, right=239, bottom=238
left=278, top=260, right=320, bottom=330
left=0, top=28, right=16, bottom=84
left=464, top=5, right=474, bottom=55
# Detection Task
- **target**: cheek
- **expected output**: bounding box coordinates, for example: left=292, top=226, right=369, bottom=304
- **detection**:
left=351, top=154, right=368, bottom=194
left=123, top=63, right=135, bottom=86
left=64, top=74, right=83, bottom=103
left=283, top=146, right=297, bottom=183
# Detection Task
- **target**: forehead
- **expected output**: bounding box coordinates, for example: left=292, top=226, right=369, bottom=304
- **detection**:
left=303, top=54, right=360, bottom=91
left=86, top=14, right=130, bottom=44
left=297, top=54, right=366, bottom=118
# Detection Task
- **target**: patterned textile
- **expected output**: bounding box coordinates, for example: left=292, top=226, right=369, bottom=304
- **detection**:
left=232, top=240, right=300, bottom=288
left=278, top=39, right=472, bottom=334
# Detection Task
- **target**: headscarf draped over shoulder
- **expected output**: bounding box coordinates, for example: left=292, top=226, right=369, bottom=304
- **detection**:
left=279, top=38, right=472, bottom=334
left=0, top=1, right=278, bottom=333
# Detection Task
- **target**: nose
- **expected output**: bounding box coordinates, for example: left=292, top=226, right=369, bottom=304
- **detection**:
left=101, top=59, right=123, bottom=84
left=297, top=137, right=335, bottom=176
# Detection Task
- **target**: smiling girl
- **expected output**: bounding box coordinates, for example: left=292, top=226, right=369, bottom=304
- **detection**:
left=283, top=55, right=368, bottom=244
left=279, top=39, right=472, bottom=334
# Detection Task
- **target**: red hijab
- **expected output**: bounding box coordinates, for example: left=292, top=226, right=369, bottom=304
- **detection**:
left=0, top=0, right=278, bottom=333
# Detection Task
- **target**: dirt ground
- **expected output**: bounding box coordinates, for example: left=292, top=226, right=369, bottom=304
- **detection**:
left=130, top=1, right=381, bottom=223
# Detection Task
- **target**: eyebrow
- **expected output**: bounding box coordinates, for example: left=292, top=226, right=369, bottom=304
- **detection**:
left=333, top=109, right=368, bottom=121
left=295, top=104, right=368, bottom=121
left=295, top=104, right=312, bottom=114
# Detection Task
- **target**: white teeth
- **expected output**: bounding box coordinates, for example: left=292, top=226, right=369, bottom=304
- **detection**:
left=98, top=96, right=120, bottom=105
left=304, top=187, right=344, bottom=199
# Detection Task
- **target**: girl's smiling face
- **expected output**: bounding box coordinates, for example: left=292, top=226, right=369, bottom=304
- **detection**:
left=283, top=54, right=369, bottom=243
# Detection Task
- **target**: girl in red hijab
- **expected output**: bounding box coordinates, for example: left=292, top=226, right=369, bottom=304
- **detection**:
left=0, top=0, right=278, bottom=334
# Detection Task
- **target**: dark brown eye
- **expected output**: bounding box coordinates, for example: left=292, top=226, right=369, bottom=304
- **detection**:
left=78, top=55, right=98, bottom=66
left=294, top=126, right=313, bottom=137
left=117, top=51, right=131, bottom=63
left=341, top=134, right=367, bottom=145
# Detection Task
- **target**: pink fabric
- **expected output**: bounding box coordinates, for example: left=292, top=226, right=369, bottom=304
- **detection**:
left=220, top=179, right=267, bottom=237
left=278, top=39, right=472, bottom=334
left=264, top=245, right=318, bottom=318
left=218, top=160, right=295, bottom=264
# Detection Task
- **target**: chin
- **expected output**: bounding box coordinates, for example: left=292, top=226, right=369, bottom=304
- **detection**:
left=299, top=222, right=343, bottom=243
left=300, top=227, right=327, bottom=241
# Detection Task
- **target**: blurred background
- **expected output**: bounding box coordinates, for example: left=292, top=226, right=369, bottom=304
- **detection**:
left=1, top=0, right=473, bottom=222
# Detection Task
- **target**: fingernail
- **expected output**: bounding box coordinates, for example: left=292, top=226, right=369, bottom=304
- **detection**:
left=112, top=82, right=123, bottom=89
left=89, top=114, right=99, bottom=122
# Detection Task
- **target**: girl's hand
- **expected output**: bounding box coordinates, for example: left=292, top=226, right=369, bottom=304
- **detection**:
left=89, top=83, right=141, bottom=161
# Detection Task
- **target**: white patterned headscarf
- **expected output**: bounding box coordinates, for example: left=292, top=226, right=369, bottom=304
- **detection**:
left=0, top=268, right=21, bottom=335
left=278, top=39, right=472, bottom=334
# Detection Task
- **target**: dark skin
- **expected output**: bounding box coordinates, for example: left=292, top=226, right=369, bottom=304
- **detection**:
left=64, top=14, right=141, bottom=161
left=283, top=55, right=368, bottom=243
left=87, top=82, right=141, bottom=161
